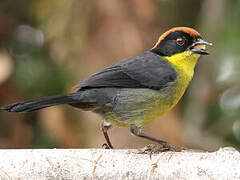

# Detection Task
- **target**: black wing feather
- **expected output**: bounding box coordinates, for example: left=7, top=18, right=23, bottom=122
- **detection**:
left=73, top=66, right=145, bottom=89
left=74, top=51, right=177, bottom=90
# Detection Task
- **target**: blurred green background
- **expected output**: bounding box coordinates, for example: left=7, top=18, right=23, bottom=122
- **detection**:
left=0, top=0, right=240, bottom=150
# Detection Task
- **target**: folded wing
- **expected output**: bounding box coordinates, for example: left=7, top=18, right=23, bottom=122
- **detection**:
left=73, top=51, right=177, bottom=91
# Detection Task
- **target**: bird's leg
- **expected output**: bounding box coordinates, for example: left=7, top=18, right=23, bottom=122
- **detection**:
left=130, top=124, right=180, bottom=152
left=101, top=122, right=114, bottom=149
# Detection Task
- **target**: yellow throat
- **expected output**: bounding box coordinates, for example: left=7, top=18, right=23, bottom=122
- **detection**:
left=164, top=50, right=200, bottom=84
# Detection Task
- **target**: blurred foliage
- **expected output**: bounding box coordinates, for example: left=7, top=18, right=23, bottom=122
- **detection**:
left=0, top=0, right=239, bottom=150
left=14, top=52, right=71, bottom=96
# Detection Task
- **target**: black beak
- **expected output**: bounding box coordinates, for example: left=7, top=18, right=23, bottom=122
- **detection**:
left=190, top=38, right=212, bottom=55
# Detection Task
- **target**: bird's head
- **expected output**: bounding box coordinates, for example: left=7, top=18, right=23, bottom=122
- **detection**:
left=151, top=27, right=212, bottom=70
left=151, top=27, right=212, bottom=57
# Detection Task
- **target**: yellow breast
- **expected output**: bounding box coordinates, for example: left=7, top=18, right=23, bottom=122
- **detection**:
left=163, top=50, right=200, bottom=107
left=137, top=51, right=200, bottom=126
left=104, top=51, right=201, bottom=127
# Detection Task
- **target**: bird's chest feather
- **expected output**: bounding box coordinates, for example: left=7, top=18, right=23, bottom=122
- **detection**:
left=108, top=75, right=192, bottom=127
left=104, top=53, right=199, bottom=127
left=164, top=52, right=199, bottom=105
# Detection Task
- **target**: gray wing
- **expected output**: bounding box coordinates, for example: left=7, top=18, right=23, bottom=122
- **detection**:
left=73, top=51, right=177, bottom=90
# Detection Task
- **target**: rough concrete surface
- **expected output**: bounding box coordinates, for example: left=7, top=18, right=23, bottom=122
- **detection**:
left=0, top=147, right=239, bottom=179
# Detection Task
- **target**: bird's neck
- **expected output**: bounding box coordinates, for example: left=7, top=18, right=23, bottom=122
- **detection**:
left=164, top=51, right=200, bottom=81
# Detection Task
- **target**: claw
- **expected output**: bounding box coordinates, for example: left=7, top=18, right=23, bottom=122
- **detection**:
left=137, top=144, right=187, bottom=159
left=150, top=146, right=188, bottom=158
left=102, top=143, right=111, bottom=149
left=136, top=144, right=157, bottom=154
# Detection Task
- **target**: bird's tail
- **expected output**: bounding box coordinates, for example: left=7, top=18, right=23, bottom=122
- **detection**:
left=0, top=92, right=81, bottom=113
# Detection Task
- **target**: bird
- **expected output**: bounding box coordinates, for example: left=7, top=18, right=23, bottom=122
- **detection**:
left=0, top=27, right=212, bottom=151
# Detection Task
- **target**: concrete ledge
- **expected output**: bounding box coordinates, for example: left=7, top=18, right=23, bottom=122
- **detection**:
left=0, top=147, right=239, bottom=179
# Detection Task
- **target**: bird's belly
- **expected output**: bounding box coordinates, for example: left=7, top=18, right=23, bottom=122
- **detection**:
left=106, top=83, right=186, bottom=127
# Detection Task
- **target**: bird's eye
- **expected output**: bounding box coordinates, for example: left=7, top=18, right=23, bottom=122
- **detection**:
left=176, top=38, right=185, bottom=46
